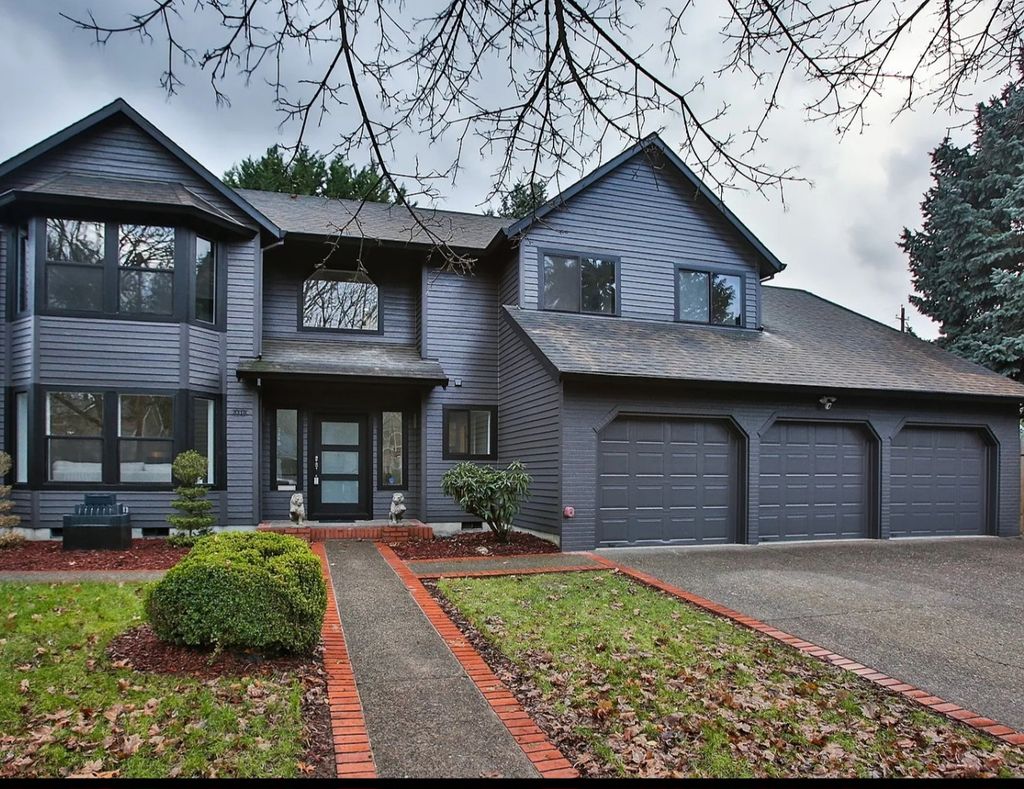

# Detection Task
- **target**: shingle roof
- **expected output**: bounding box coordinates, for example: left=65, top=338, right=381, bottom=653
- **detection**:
left=236, top=189, right=510, bottom=250
left=505, top=287, right=1024, bottom=400
left=236, top=339, right=447, bottom=384
left=5, top=172, right=244, bottom=226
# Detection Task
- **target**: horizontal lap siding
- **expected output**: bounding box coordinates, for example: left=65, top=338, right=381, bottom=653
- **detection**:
left=560, top=382, right=1020, bottom=551
left=37, top=317, right=180, bottom=386
left=519, top=152, right=760, bottom=326
left=0, top=119, right=251, bottom=225
left=10, top=318, right=32, bottom=383
left=21, top=490, right=224, bottom=534
left=263, top=262, right=418, bottom=344
left=188, top=325, right=224, bottom=391
left=225, top=239, right=260, bottom=527
left=498, top=323, right=561, bottom=534
left=423, top=267, right=501, bottom=521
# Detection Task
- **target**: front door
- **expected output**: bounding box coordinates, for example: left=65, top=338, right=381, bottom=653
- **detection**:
left=310, top=414, right=370, bottom=521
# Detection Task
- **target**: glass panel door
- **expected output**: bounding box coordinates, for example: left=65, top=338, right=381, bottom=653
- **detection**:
left=311, top=415, right=369, bottom=519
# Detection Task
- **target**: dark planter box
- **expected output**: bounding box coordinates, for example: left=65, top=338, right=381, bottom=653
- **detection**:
left=62, top=521, right=132, bottom=550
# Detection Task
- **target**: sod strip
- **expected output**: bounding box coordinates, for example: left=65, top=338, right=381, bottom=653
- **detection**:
left=312, top=542, right=378, bottom=778
left=587, top=552, right=1024, bottom=748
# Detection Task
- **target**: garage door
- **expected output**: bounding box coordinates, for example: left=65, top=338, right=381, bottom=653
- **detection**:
left=759, top=421, right=873, bottom=541
left=597, top=418, right=740, bottom=546
left=890, top=427, right=990, bottom=537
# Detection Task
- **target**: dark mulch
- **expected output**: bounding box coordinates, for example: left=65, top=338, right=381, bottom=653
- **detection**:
left=392, top=530, right=560, bottom=560
left=0, top=539, right=188, bottom=571
left=107, top=625, right=335, bottom=779
left=424, top=580, right=598, bottom=777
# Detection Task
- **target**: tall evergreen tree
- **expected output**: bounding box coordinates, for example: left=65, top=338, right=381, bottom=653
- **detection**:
left=497, top=179, right=548, bottom=218
left=224, top=145, right=403, bottom=202
left=900, top=77, right=1024, bottom=381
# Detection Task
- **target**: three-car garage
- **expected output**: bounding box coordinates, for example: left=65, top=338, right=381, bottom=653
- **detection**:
left=594, top=415, right=997, bottom=547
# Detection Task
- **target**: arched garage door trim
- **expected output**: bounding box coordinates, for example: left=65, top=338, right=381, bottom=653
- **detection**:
left=889, top=422, right=998, bottom=537
left=757, top=417, right=881, bottom=541
left=596, top=413, right=749, bottom=546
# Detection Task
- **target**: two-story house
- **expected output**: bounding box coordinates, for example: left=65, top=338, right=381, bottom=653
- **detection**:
left=1, top=99, right=1021, bottom=550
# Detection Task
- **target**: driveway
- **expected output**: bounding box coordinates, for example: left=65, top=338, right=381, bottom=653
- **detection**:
left=601, top=537, right=1024, bottom=731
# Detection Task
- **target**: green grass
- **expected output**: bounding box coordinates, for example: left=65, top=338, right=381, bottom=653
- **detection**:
left=439, top=571, right=1024, bottom=778
left=0, top=582, right=307, bottom=779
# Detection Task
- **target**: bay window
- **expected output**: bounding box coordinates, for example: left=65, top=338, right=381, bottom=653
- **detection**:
left=118, top=394, right=173, bottom=483
left=118, top=225, right=175, bottom=315
left=194, top=397, right=216, bottom=484
left=46, top=391, right=104, bottom=482
left=195, top=236, right=216, bottom=323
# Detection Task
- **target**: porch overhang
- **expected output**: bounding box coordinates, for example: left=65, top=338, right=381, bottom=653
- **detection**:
left=236, top=339, right=448, bottom=387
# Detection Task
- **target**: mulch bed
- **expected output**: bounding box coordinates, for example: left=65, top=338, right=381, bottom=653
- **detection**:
left=391, top=530, right=560, bottom=560
left=107, top=625, right=335, bottom=779
left=424, top=580, right=598, bottom=777
left=0, top=539, right=188, bottom=571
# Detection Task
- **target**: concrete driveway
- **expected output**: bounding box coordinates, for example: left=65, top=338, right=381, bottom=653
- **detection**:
left=602, top=537, right=1024, bottom=730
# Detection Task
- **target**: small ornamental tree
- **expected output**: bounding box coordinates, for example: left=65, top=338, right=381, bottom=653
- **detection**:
left=440, top=461, right=531, bottom=543
left=168, top=451, right=215, bottom=546
left=0, top=451, right=21, bottom=547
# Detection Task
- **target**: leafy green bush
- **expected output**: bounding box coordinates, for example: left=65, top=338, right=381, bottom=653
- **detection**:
left=145, top=531, right=327, bottom=655
left=167, top=451, right=215, bottom=543
left=440, top=460, right=531, bottom=542
left=0, top=451, right=21, bottom=547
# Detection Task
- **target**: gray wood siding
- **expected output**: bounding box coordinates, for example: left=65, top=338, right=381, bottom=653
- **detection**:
left=0, top=119, right=251, bottom=225
left=16, top=490, right=224, bottom=535
left=10, top=318, right=33, bottom=384
left=187, top=325, right=224, bottom=391
left=225, top=238, right=260, bottom=527
left=498, top=316, right=561, bottom=535
left=423, top=267, right=501, bottom=521
left=518, top=152, right=761, bottom=326
left=560, top=382, right=1021, bottom=551
left=37, top=317, right=181, bottom=386
left=262, top=262, right=418, bottom=344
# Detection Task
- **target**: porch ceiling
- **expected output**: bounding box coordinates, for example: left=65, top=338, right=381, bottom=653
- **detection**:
left=237, top=339, right=447, bottom=385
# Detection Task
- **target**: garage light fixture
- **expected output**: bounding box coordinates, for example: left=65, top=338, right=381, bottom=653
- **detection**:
left=818, top=395, right=837, bottom=410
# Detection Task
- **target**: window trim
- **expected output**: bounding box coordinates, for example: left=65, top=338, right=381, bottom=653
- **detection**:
left=537, top=247, right=621, bottom=317
left=189, top=394, right=224, bottom=488
left=296, top=267, right=384, bottom=336
left=193, top=235, right=217, bottom=325
left=116, top=392, right=175, bottom=485
left=441, top=405, right=498, bottom=461
left=674, top=263, right=746, bottom=328
left=270, top=406, right=303, bottom=492
left=32, top=218, right=225, bottom=330
left=378, top=410, right=409, bottom=491
left=45, top=390, right=108, bottom=485
left=116, top=223, right=177, bottom=318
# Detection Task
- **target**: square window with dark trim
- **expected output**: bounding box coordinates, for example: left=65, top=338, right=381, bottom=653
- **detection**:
left=444, top=407, right=496, bottom=459
left=302, top=269, right=379, bottom=331
left=541, top=252, right=617, bottom=315
left=676, top=268, right=744, bottom=326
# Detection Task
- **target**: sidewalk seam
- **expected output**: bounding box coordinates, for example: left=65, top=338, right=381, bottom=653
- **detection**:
left=587, top=552, right=1024, bottom=747
left=377, top=543, right=580, bottom=778
left=312, top=542, right=378, bottom=778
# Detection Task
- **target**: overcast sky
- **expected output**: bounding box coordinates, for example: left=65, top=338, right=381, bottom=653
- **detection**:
left=0, top=1, right=1003, bottom=338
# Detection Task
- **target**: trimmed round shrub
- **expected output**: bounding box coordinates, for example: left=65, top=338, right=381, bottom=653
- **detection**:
left=145, top=531, right=327, bottom=655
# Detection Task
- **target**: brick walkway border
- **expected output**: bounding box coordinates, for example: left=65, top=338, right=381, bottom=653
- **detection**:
left=311, top=543, right=378, bottom=778
left=376, top=543, right=580, bottom=778
left=260, top=522, right=433, bottom=542
left=587, top=553, right=1024, bottom=747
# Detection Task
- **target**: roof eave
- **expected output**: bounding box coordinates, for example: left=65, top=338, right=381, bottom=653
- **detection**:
left=235, top=366, right=448, bottom=387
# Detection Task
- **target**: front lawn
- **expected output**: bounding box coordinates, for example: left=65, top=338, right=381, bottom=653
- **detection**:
left=437, top=572, right=1024, bottom=778
left=0, top=582, right=313, bottom=778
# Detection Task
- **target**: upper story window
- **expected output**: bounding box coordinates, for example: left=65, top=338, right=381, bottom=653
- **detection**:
left=301, top=268, right=379, bottom=331
left=39, top=217, right=219, bottom=326
left=194, top=236, right=216, bottom=323
left=118, top=225, right=175, bottom=315
left=45, top=219, right=105, bottom=311
left=676, top=268, right=744, bottom=327
left=15, top=224, right=30, bottom=315
left=541, top=252, right=617, bottom=315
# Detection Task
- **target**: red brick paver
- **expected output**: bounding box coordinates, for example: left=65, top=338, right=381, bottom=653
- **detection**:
left=587, top=552, right=1024, bottom=748
left=377, top=543, right=579, bottom=778
left=312, top=542, right=377, bottom=778
left=261, top=522, right=433, bottom=543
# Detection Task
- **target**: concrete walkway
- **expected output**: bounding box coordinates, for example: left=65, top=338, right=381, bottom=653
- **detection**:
left=0, top=570, right=166, bottom=583
left=323, top=541, right=537, bottom=779
left=603, top=537, right=1024, bottom=730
